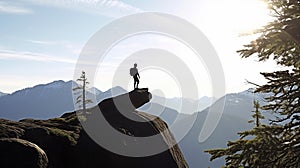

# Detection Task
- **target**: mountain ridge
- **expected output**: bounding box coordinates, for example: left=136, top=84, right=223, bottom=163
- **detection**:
left=0, top=80, right=216, bottom=121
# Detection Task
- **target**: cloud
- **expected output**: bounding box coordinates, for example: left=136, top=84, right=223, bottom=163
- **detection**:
left=27, top=39, right=84, bottom=55
left=27, top=40, right=55, bottom=45
left=23, top=0, right=142, bottom=18
left=0, top=48, right=103, bottom=68
left=0, top=1, right=33, bottom=14
left=0, top=49, right=76, bottom=64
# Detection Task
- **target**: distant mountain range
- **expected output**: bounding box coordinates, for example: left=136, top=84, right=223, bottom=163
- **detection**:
left=0, top=80, right=127, bottom=120
left=0, top=80, right=75, bottom=120
left=175, top=88, right=270, bottom=168
left=151, top=95, right=216, bottom=114
left=0, top=80, right=213, bottom=121
left=0, top=80, right=272, bottom=168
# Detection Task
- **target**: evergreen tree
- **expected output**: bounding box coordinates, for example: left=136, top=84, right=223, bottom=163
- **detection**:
left=205, top=101, right=277, bottom=167
left=73, top=71, right=93, bottom=112
left=206, top=0, right=300, bottom=167
left=248, top=100, right=264, bottom=127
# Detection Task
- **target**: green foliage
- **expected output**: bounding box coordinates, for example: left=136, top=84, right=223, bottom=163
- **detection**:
left=206, top=0, right=300, bottom=167
left=206, top=125, right=289, bottom=168
left=47, top=127, right=77, bottom=145
left=49, top=118, right=66, bottom=122
left=248, top=101, right=264, bottom=127
left=64, top=113, right=86, bottom=123
left=77, top=115, right=87, bottom=122
left=238, top=0, right=300, bottom=68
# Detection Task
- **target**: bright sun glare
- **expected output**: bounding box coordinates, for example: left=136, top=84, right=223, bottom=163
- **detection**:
left=95, top=0, right=272, bottom=98
left=210, top=0, right=271, bottom=33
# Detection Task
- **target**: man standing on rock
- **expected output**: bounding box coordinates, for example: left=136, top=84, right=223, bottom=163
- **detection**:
left=130, top=63, right=140, bottom=89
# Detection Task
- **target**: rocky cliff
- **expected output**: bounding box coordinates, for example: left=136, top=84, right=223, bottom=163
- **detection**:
left=0, top=89, right=188, bottom=168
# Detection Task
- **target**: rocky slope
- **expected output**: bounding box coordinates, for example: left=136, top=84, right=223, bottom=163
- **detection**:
left=0, top=89, right=188, bottom=168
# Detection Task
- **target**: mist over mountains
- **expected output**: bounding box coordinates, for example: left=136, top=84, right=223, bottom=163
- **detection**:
left=151, top=94, right=216, bottom=114
left=175, top=88, right=270, bottom=167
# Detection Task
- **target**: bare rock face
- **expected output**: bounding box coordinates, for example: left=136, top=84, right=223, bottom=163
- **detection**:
left=99, top=88, right=152, bottom=112
left=79, top=88, right=188, bottom=168
left=0, top=89, right=188, bottom=168
left=0, top=138, right=48, bottom=168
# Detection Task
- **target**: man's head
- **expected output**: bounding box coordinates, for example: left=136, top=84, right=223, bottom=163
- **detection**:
left=134, top=63, right=137, bottom=68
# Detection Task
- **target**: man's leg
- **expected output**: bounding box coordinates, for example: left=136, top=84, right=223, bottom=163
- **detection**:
left=134, top=79, right=137, bottom=89
left=136, top=79, right=139, bottom=89
left=134, top=81, right=136, bottom=89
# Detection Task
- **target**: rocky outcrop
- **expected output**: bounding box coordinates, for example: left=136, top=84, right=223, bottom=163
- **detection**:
left=0, top=89, right=188, bottom=168
left=0, top=138, right=48, bottom=168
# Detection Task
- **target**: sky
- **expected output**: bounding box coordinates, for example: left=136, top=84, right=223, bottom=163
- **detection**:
left=0, top=0, right=282, bottom=98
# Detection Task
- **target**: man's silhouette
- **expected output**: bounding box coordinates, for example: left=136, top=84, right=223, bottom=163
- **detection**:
left=130, top=63, right=140, bottom=89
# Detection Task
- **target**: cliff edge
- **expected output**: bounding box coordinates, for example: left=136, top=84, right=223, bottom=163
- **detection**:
left=0, top=88, right=188, bottom=168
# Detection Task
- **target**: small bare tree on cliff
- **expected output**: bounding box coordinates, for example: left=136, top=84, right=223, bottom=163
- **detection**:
left=73, top=71, right=93, bottom=112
